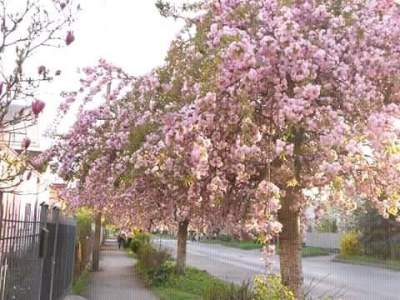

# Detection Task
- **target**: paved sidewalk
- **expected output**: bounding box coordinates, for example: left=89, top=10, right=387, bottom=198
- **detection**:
left=84, top=239, right=158, bottom=300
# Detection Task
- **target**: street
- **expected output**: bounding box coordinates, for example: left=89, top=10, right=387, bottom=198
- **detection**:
left=158, top=239, right=400, bottom=300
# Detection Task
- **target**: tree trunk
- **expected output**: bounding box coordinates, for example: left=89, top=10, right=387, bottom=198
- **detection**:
left=176, top=220, right=189, bottom=274
left=92, top=212, right=102, bottom=272
left=278, top=194, right=303, bottom=298
left=74, top=241, right=82, bottom=277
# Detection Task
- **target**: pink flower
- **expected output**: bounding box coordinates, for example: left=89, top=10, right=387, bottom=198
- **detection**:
left=285, top=144, right=294, bottom=156
left=191, top=146, right=201, bottom=163
left=38, top=65, right=46, bottom=75
left=210, top=23, right=218, bottom=35
left=275, top=139, right=286, bottom=156
left=263, top=244, right=276, bottom=257
left=31, top=99, right=45, bottom=116
left=303, top=84, right=321, bottom=100
left=248, top=68, right=258, bottom=81
left=21, top=137, right=31, bottom=149
left=268, top=221, right=283, bottom=234
left=66, top=31, right=75, bottom=46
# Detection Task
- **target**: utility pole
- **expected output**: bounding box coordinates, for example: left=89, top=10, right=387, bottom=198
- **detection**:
left=92, top=81, right=111, bottom=272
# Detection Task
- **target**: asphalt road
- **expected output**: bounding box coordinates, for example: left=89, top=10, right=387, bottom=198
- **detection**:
left=157, top=239, right=400, bottom=300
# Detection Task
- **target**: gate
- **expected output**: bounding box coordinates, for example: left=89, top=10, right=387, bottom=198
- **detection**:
left=0, top=194, right=76, bottom=300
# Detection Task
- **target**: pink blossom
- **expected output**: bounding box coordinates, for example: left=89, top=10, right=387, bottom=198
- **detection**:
left=285, top=144, right=294, bottom=156
left=248, top=68, right=258, bottom=81
left=191, top=145, right=201, bottom=163
left=38, top=65, right=46, bottom=75
left=303, top=84, right=321, bottom=100
left=31, top=99, right=45, bottom=116
left=66, top=31, right=75, bottom=46
left=21, top=138, right=31, bottom=149
left=275, top=139, right=286, bottom=156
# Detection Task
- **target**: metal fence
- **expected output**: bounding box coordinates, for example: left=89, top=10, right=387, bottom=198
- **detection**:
left=0, top=194, right=76, bottom=300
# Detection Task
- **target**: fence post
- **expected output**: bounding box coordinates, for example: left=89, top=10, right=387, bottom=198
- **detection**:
left=38, top=203, right=49, bottom=300
left=69, top=223, right=77, bottom=294
left=49, top=207, right=60, bottom=300
left=0, top=192, right=4, bottom=300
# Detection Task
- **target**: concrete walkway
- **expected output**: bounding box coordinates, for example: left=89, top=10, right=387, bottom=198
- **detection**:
left=84, top=239, right=158, bottom=300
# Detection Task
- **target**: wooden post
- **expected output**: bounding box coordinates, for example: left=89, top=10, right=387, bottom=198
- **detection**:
left=92, top=212, right=102, bottom=272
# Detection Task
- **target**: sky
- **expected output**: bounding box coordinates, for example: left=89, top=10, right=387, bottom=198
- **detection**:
left=34, top=0, right=186, bottom=148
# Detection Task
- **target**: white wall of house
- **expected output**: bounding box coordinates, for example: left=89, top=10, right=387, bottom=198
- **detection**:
left=304, top=232, right=343, bottom=250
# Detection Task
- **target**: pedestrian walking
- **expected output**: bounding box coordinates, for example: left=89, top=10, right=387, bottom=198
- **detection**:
left=117, top=232, right=123, bottom=249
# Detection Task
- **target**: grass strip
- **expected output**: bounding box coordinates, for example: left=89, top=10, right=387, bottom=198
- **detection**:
left=72, top=269, right=91, bottom=295
left=202, top=239, right=263, bottom=250
left=333, top=254, right=400, bottom=271
left=154, top=266, right=228, bottom=300
left=203, top=239, right=330, bottom=257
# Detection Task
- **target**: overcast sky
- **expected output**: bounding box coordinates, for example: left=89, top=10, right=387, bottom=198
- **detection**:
left=35, top=0, right=185, bottom=148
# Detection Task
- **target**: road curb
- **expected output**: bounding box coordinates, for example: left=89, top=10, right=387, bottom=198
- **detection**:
left=63, top=295, right=88, bottom=300
left=332, top=255, right=400, bottom=271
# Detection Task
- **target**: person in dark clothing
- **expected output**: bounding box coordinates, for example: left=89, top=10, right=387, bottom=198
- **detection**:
left=117, top=233, right=123, bottom=249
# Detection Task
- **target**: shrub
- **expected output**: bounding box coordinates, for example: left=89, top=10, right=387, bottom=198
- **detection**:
left=356, top=205, right=400, bottom=259
left=74, top=208, right=93, bottom=277
left=124, top=237, right=132, bottom=249
left=203, top=281, right=254, bottom=300
left=253, top=275, right=295, bottom=300
left=75, top=208, right=92, bottom=240
left=203, top=275, right=294, bottom=300
left=72, top=268, right=90, bottom=295
left=135, top=243, right=172, bottom=286
left=340, top=231, right=361, bottom=256
left=130, top=238, right=141, bottom=253
left=130, top=232, right=151, bottom=253
left=152, top=260, right=175, bottom=286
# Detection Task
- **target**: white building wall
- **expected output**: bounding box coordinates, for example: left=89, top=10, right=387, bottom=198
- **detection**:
left=304, top=232, right=343, bottom=250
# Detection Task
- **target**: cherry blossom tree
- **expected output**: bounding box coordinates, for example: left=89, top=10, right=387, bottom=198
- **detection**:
left=165, top=0, right=400, bottom=296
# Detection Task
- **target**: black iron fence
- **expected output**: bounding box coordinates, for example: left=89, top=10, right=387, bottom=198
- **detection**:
left=0, top=194, right=76, bottom=300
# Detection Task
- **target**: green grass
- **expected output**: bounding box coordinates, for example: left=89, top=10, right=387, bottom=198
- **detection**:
left=202, top=239, right=263, bottom=250
left=154, top=266, right=227, bottom=300
left=72, top=269, right=91, bottom=295
left=203, top=239, right=330, bottom=257
left=301, top=246, right=330, bottom=257
left=334, top=254, right=400, bottom=271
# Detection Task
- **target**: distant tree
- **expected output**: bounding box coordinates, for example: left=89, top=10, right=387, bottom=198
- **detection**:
left=357, top=204, right=400, bottom=260
left=315, top=217, right=338, bottom=233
